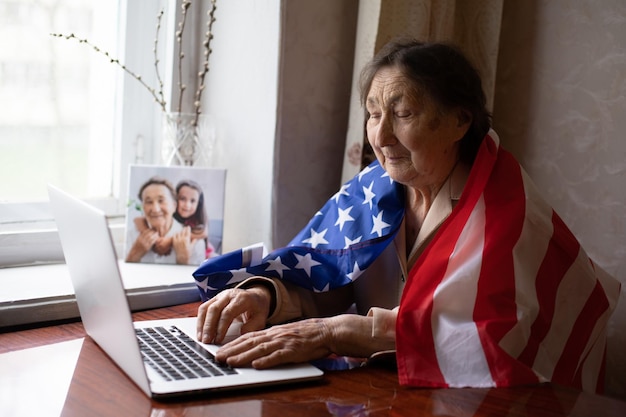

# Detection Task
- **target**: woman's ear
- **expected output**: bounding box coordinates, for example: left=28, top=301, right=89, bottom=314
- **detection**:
left=448, top=108, right=471, bottom=144
left=457, top=109, right=472, bottom=128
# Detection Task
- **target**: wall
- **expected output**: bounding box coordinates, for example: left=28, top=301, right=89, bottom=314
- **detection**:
left=204, top=0, right=280, bottom=252
left=493, top=0, right=626, bottom=398
left=205, top=0, right=359, bottom=249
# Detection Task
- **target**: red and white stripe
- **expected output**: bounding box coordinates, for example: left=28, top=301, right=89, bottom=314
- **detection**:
left=396, top=131, right=620, bottom=393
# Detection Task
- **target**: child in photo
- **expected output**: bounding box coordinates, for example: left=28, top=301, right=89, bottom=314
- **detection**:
left=134, top=179, right=215, bottom=259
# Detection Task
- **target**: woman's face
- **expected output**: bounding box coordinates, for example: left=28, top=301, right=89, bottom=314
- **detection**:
left=365, top=66, right=468, bottom=190
left=177, top=185, right=200, bottom=219
left=141, top=184, right=176, bottom=229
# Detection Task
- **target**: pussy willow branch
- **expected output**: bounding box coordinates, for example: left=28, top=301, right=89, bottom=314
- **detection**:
left=194, top=0, right=218, bottom=124
left=49, top=32, right=167, bottom=113
left=50, top=0, right=217, bottom=120
left=153, top=10, right=167, bottom=111
left=176, top=1, right=192, bottom=114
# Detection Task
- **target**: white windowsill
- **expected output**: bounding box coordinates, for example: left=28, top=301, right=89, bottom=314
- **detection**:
left=0, top=262, right=201, bottom=328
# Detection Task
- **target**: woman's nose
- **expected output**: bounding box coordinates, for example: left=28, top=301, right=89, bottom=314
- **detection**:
left=375, top=114, right=396, bottom=147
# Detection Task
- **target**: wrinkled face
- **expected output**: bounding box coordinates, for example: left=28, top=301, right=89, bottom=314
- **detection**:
left=177, top=185, right=200, bottom=219
left=141, top=184, right=176, bottom=228
left=365, top=66, right=468, bottom=190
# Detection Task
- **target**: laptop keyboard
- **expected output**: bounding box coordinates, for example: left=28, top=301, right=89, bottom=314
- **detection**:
left=136, top=326, right=237, bottom=381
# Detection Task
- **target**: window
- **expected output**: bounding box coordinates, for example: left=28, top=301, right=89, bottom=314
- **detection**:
left=0, top=0, right=172, bottom=266
left=1, top=0, right=121, bottom=201
left=0, top=0, right=282, bottom=327
left=0, top=0, right=119, bottom=210
left=0, top=0, right=207, bottom=327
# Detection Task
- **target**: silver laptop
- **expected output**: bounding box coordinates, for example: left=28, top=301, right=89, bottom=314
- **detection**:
left=47, top=184, right=323, bottom=399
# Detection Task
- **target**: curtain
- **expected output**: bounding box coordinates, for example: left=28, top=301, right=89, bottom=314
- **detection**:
left=340, top=0, right=504, bottom=182
left=272, top=0, right=359, bottom=247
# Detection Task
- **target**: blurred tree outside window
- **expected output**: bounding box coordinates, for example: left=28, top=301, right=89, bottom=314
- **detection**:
left=0, top=0, right=118, bottom=204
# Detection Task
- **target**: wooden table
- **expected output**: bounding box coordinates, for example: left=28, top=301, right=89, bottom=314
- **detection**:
left=2, top=303, right=625, bottom=417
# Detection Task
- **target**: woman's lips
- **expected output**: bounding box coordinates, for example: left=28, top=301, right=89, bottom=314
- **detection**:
left=384, top=154, right=406, bottom=162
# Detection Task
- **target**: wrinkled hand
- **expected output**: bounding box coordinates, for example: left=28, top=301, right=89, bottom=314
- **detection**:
left=136, top=229, right=159, bottom=252
left=214, top=318, right=334, bottom=369
left=197, top=286, right=271, bottom=345
left=172, top=226, right=196, bottom=264
left=126, top=229, right=160, bottom=262
left=152, top=236, right=172, bottom=255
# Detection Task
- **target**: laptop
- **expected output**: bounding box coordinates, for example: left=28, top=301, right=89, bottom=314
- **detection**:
left=47, top=184, right=323, bottom=399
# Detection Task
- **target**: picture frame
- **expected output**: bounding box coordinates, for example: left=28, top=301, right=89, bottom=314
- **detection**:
left=124, top=165, right=226, bottom=265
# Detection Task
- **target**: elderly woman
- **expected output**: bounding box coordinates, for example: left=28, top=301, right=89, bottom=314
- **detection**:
left=125, top=176, right=206, bottom=265
left=195, top=40, right=619, bottom=393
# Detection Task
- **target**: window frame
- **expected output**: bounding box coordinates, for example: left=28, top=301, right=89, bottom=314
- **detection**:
left=0, top=0, right=211, bottom=328
left=0, top=0, right=198, bottom=268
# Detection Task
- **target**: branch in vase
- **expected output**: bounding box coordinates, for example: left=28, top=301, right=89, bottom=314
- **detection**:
left=49, top=32, right=168, bottom=113
left=50, top=0, right=218, bottom=122
left=194, top=0, right=218, bottom=125
left=153, top=9, right=167, bottom=111
left=176, top=1, right=192, bottom=114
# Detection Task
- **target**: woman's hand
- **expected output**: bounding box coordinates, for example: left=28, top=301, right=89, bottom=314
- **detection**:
left=152, top=236, right=173, bottom=255
left=125, top=229, right=159, bottom=262
left=172, top=226, right=196, bottom=264
left=213, top=314, right=394, bottom=369
left=197, top=286, right=272, bottom=345
left=214, top=318, right=335, bottom=369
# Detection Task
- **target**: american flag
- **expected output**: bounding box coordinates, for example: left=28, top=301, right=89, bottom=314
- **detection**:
left=193, top=160, right=405, bottom=301
left=396, top=132, right=621, bottom=393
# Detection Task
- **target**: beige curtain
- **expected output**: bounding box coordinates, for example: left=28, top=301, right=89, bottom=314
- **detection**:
left=272, top=0, right=359, bottom=247
left=340, top=0, right=504, bottom=182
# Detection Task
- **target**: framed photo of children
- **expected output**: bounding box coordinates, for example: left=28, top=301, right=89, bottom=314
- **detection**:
left=124, top=165, right=226, bottom=266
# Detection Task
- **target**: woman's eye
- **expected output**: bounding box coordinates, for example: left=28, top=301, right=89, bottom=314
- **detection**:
left=368, top=112, right=381, bottom=119
left=395, top=111, right=410, bottom=118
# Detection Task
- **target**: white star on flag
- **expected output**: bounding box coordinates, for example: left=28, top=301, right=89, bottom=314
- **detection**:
left=358, top=164, right=376, bottom=181
left=371, top=210, right=391, bottom=237
left=362, top=181, right=376, bottom=210
left=335, top=206, right=355, bottom=231
left=265, top=256, right=290, bottom=277
left=196, top=277, right=210, bottom=292
left=346, top=261, right=365, bottom=281
left=293, top=253, right=321, bottom=276
left=302, top=228, right=329, bottom=248
left=344, top=235, right=362, bottom=248
left=225, top=269, right=255, bottom=286
left=332, top=184, right=350, bottom=203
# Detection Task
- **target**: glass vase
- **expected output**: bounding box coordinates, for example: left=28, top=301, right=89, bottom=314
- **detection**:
left=161, top=112, right=215, bottom=166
